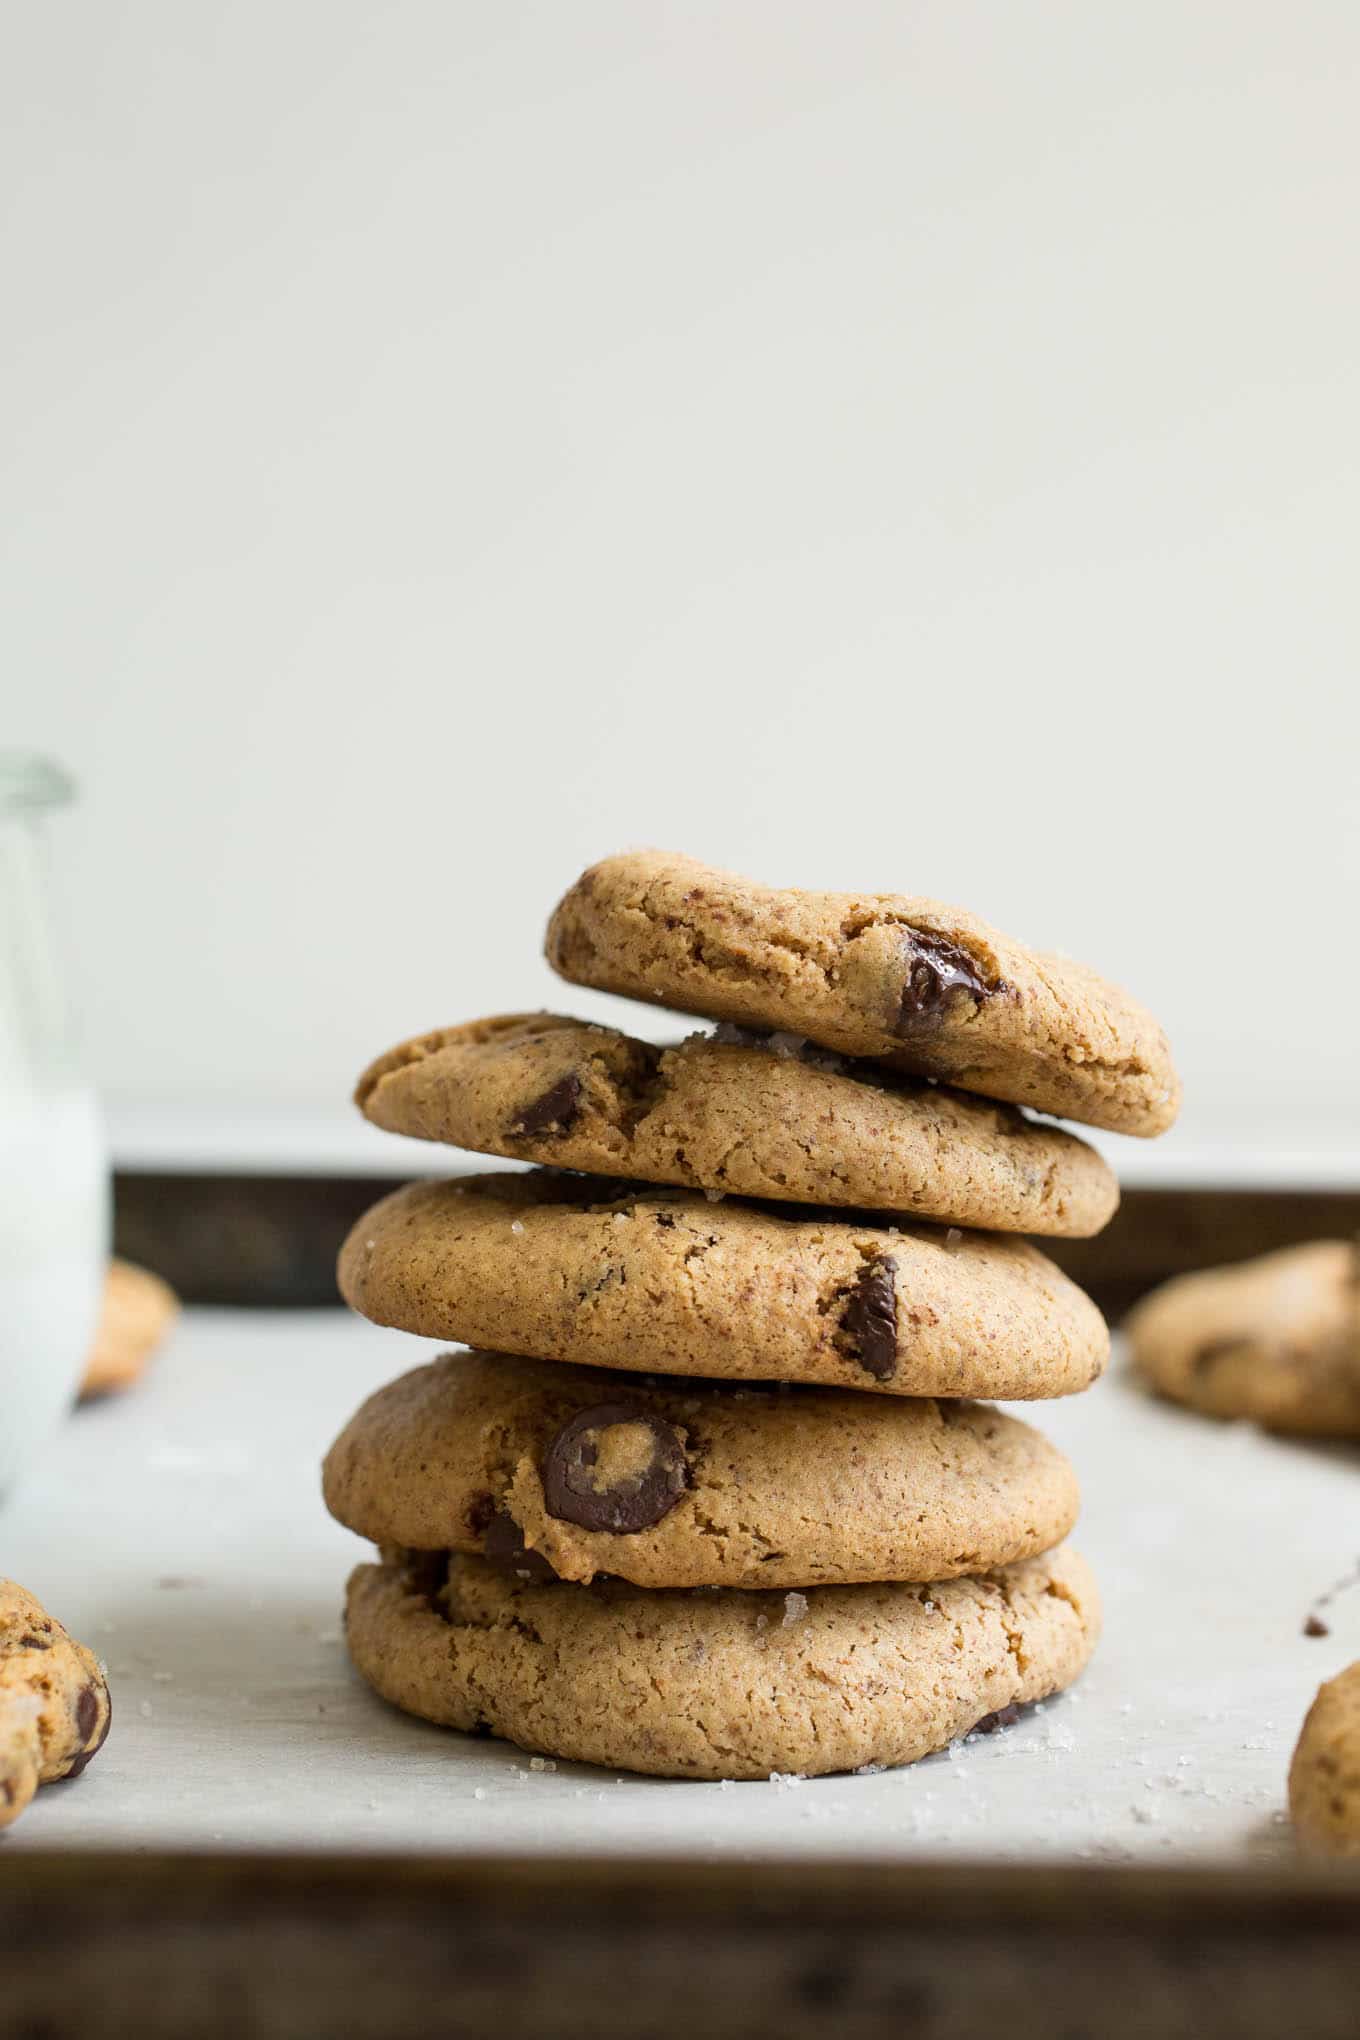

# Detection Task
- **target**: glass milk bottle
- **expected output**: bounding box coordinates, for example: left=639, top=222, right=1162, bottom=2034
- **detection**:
left=0, top=755, right=108, bottom=1496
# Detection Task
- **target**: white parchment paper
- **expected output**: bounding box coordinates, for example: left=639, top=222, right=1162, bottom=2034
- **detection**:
left=5, top=1308, right=1355, bottom=1863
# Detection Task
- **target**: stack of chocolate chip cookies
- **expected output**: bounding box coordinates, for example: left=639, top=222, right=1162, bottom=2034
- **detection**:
left=325, top=852, right=1179, bottom=1780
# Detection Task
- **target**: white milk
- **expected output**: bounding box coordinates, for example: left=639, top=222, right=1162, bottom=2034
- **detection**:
left=0, top=762, right=110, bottom=1500
left=0, top=1084, right=108, bottom=1497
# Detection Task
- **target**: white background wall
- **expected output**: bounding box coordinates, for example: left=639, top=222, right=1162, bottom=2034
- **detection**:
left=5, top=2, right=1357, bottom=1173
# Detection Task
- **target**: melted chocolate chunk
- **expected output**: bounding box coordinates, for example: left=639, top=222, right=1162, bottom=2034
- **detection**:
left=75, top=1684, right=99, bottom=1743
left=482, top=1510, right=561, bottom=1582
left=65, top=1685, right=111, bottom=1780
left=837, top=1256, right=898, bottom=1381
left=896, top=929, right=992, bottom=1030
left=543, top=1403, right=689, bottom=1533
left=971, top=1702, right=1022, bottom=1735
left=511, top=1071, right=583, bottom=1138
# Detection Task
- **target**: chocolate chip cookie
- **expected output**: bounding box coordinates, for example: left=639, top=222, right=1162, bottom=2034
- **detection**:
left=0, top=1580, right=112, bottom=1828
left=323, top=1350, right=1081, bottom=1589
left=81, top=1258, right=179, bottom=1400
left=1290, top=1661, right=1360, bottom=1857
left=545, top=851, right=1180, bottom=1137
left=338, top=1172, right=1110, bottom=1400
left=1127, top=1241, right=1360, bottom=1437
left=356, top=1013, right=1119, bottom=1237
left=344, top=1543, right=1100, bottom=1780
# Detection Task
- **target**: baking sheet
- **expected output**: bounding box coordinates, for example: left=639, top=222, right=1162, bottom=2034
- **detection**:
left=4, top=1308, right=1355, bottom=1864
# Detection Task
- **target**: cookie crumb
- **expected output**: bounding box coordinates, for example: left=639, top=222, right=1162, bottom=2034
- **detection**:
left=1303, top=1614, right=1330, bottom=1638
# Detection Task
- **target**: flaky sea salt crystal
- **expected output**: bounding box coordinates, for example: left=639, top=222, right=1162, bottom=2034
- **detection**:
left=854, top=1762, right=886, bottom=1777
left=612, top=1209, right=630, bottom=1227
left=768, top=1770, right=806, bottom=1788
left=782, top=1592, right=809, bottom=1628
left=703, top=1187, right=725, bottom=1204
left=473, top=1787, right=487, bottom=1800
left=528, top=1756, right=556, bottom=1773
left=754, top=1613, right=769, bottom=1632
left=510, top=1219, right=525, bottom=1236
left=944, top=1228, right=963, bottom=1251
left=717, top=1778, right=734, bottom=1791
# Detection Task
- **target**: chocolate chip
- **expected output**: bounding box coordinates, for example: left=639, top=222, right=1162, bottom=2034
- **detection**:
left=482, top=1510, right=561, bottom=1582
left=896, top=929, right=992, bottom=1030
left=75, top=1684, right=99, bottom=1743
left=511, top=1072, right=583, bottom=1138
left=971, top=1702, right=1022, bottom=1735
left=396, top=1550, right=450, bottom=1601
left=65, top=1685, right=111, bottom=1779
left=465, top=1491, right=496, bottom=1537
left=836, top=1256, right=898, bottom=1381
left=543, top=1403, right=689, bottom=1533
left=1304, top=1614, right=1331, bottom=1638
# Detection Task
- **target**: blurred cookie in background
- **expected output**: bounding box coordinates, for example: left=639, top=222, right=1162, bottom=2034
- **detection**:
left=1126, top=1240, right=1360, bottom=1439
left=80, top=1258, right=179, bottom=1400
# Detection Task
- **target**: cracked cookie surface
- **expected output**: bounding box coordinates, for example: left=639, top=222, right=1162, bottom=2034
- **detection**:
left=355, top=1012, right=1118, bottom=1237
left=0, top=1579, right=112, bottom=1828
left=338, top=1172, right=1109, bottom=1401
left=1127, top=1241, right=1360, bottom=1437
left=1290, top=1662, right=1360, bottom=1857
left=323, top=1350, right=1080, bottom=1589
left=545, top=851, right=1180, bottom=1137
left=344, top=1544, right=1100, bottom=1779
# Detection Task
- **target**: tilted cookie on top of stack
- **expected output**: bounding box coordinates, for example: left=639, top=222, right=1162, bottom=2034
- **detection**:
left=326, top=851, right=1180, bottom=1779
